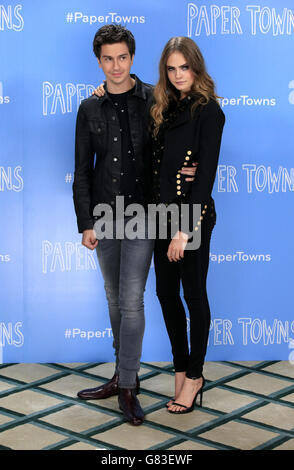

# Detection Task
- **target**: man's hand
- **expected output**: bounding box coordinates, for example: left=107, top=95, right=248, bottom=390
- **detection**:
left=167, top=231, right=189, bottom=262
left=82, top=229, right=98, bottom=250
left=92, top=81, right=106, bottom=97
left=179, top=162, right=198, bottom=181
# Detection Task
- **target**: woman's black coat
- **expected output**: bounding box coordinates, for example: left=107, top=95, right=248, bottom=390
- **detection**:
left=151, top=97, right=225, bottom=233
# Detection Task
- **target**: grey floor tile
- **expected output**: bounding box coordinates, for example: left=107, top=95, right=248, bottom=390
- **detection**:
left=273, top=439, right=294, bottom=450
left=39, top=404, right=116, bottom=432
left=0, top=364, right=59, bottom=383
left=0, top=390, right=62, bottom=415
left=243, top=402, right=294, bottom=430
left=93, top=422, right=174, bottom=450
left=228, top=372, right=293, bottom=395
left=199, top=420, right=278, bottom=450
left=39, top=374, right=104, bottom=398
left=0, top=423, right=65, bottom=450
left=262, top=362, right=294, bottom=379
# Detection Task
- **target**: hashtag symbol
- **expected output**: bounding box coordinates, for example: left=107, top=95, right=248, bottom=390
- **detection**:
left=65, top=173, right=72, bottom=183
left=66, top=13, right=73, bottom=23
left=65, top=329, right=71, bottom=339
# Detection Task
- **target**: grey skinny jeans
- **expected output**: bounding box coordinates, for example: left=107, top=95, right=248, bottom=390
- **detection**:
left=96, top=215, right=154, bottom=389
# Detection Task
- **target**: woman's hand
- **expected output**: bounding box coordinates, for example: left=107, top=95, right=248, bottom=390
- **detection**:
left=92, top=81, right=106, bottom=97
left=167, top=231, right=189, bottom=262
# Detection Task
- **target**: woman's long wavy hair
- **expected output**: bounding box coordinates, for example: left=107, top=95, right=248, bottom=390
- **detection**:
left=150, top=37, right=219, bottom=136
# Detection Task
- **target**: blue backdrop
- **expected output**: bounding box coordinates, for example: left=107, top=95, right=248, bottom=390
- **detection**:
left=0, top=0, right=293, bottom=363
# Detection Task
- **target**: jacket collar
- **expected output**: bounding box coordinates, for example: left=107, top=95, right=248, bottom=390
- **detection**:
left=98, top=74, right=148, bottom=105
left=167, top=98, right=202, bottom=130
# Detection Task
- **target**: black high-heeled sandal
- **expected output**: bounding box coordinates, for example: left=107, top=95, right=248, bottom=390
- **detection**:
left=168, top=376, right=205, bottom=414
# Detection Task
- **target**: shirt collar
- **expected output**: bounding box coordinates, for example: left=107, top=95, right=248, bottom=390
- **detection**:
left=99, top=74, right=147, bottom=104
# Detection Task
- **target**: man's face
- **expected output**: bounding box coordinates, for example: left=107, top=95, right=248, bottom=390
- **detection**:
left=98, top=42, right=134, bottom=88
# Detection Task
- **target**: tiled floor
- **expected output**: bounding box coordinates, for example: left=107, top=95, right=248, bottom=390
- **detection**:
left=0, top=361, right=293, bottom=450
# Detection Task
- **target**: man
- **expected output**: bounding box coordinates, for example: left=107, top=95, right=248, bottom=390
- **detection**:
left=73, top=24, right=154, bottom=426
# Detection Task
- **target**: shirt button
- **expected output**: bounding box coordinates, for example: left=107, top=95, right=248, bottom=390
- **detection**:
left=113, top=178, right=117, bottom=182
left=112, top=116, right=116, bottom=120
left=114, top=137, right=118, bottom=142
left=97, top=128, right=101, bottom=133
left=120, top=172, right=124, bottom=176
left=113, top=157, right=118, bottom=162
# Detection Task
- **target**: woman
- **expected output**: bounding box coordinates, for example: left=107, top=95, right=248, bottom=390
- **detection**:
left=150, top=36, right=225, bottom=414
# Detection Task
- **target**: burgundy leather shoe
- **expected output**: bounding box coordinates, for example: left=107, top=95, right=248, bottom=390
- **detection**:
left=77, top=373, right=140, bottom=400
left=118, top=388, right=145, bottom=426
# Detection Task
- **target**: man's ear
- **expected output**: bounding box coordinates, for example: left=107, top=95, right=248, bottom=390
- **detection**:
left=130, top=54, right=135, bottom=67
left=97, top=58, right=102, bottom=69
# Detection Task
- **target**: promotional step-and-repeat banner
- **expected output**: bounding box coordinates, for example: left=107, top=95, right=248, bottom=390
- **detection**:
left=0, top=0, right=293, bottom=363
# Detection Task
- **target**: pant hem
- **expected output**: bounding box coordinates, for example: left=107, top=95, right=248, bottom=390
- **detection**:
left=186, top=372, right=202, bottom=380
left=118, top=384, right=137, bottom=389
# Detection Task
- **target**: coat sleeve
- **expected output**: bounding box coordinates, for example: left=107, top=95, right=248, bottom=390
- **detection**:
left=182, top=101, right=225, bottom=235
left=72, top=103, right=95, bottom=233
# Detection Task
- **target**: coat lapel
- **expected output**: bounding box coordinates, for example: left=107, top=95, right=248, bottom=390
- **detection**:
left=167, top=102, right=202, bottom=130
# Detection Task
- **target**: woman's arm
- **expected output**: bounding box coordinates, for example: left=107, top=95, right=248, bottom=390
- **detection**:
left=169, top=101, right=225, bottom=258
left=185, top=101, right=225, bottom=234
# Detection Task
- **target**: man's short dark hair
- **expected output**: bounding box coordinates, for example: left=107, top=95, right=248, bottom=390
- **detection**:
left=93, top=24, right=136, bottom=59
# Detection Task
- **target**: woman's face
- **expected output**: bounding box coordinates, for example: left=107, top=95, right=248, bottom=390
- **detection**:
left=166, top=51, right=195, bottom=98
